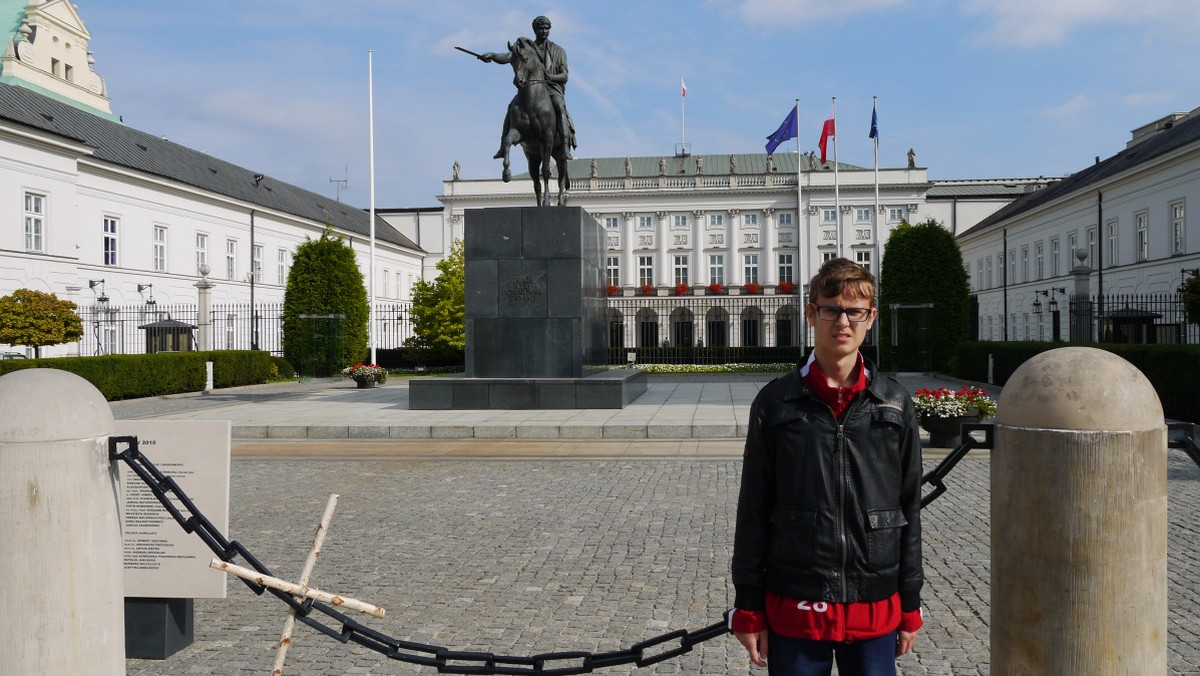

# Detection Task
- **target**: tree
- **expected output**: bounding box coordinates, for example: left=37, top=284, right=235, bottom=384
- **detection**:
left=0, top=289, right=84, bottom=357
left=1184, top=274, right=1200, bottom=325
left=878, top=218, right=971, bottom=372
left=281, top=229, right=369, bottom=375
left=407, top=239, right=465, bottom=361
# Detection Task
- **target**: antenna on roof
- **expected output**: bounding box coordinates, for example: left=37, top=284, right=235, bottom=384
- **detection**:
left=330, top=166, right=349, bottom=202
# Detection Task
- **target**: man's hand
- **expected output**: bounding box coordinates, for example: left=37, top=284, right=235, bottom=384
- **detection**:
left=896, top=629, right=918, bottom=656
left=735, top=630, right=768, bottom=667
left=478, top=53, right=495, bottom=62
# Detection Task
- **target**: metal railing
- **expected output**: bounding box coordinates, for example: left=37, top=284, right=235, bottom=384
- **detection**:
left=76, top=301, right=415, bottom=358
left=1067, top=292, right=1197, bottom=344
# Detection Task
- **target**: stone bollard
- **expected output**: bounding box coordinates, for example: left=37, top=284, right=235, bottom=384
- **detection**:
left=0, top=369, right=125, bottom=675
left=991, top=347, right=1166, bottom=674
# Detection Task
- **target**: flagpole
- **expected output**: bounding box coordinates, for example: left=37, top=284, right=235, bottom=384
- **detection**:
left=795, top=97, right=807, bottom=349
left=680, top=75, right=686, bottom=147
left=833, top=96, right=840, bottom=258
left=872, top=96, right=880, bottom=273
left=368, top=49, right=377, bottom=365
left=872, top=96, right=881, bottom=369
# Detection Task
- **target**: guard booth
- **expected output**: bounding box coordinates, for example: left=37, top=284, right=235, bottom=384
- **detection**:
left=138, top=318, right=197, bottom=353
left=1100, top=307, right=1162, bottom=344
left=887, top=302, right=934, bottom=372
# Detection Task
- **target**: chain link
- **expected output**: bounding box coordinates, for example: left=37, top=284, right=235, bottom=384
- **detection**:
left=109, top=436, right=730, bottom=674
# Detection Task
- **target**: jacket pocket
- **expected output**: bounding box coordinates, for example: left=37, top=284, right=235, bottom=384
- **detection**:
left=868, top=406, right=906, bottom=463
left=769, top=507, right=818, bottom=566
left=866, top=508, right=907, bottom=569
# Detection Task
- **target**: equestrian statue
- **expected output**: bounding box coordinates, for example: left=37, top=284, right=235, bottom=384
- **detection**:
left=463, top=15, right=577, bottom=206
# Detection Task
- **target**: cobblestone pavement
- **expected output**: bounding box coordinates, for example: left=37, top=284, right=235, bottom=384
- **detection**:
left=125, top=448, right=1200, bottom=675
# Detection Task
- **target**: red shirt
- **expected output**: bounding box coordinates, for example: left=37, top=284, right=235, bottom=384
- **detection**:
left=732, top=353, right=922, bottom=640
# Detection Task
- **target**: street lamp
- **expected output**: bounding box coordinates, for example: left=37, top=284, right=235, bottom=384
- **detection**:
left=137, top=283, right=156, bottom=306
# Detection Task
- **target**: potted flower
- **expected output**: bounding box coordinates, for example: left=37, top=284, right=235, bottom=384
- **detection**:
left=640, top=283, right=655, bottom=296
left=606, top=284, right=619, bottom=297
left=343, top=363, right=389, bottom=388
left=778, top=280, right=796, bottom=294
left=707, top=282, right=725, bottom=295
left=674, top=282, right=689, bottom=296
left=743, top=282, right=761, bottom=295
left=913, top=386, right=997, bottom=448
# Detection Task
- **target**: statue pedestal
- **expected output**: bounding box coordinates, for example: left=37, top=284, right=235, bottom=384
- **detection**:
left=410, top=207, right=645, bottom=410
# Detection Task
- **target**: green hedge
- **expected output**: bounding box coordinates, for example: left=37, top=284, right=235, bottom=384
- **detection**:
left=0, top=350, right=274, bottom=401
left=950, top=341, right=1200, bottom=423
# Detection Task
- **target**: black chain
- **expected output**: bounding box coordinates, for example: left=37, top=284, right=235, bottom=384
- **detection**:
left=109, top=436, right=730, bottom=674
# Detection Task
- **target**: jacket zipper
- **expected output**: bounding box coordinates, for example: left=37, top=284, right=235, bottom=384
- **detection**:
left=836, top=421, right=848, bottom=599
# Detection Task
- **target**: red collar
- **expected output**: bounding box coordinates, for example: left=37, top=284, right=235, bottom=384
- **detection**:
left=803, top=354, right=868, bottom=419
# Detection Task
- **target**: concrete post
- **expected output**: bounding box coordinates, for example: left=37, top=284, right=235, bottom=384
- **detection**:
left=0, top=369, right=125, bottom=675
left=195, top=264, right=214, bottom=351
left=991, top=347, right=1166, bottom=675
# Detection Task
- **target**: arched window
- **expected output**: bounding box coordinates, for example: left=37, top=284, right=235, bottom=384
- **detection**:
left=670, top=306, right=694, bottom=348
left=775, top=305, right=800, bottom=347
left=635, top=307, right=659, bottom=348
left=606, top=308, right=624, bottom=349
left=741, top=306, right=763, bottom=347
left=705, top=307, right=729, bottom=348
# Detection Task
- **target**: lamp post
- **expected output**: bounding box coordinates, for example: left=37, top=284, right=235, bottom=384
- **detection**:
left=89, top=280, right=108, bottom=355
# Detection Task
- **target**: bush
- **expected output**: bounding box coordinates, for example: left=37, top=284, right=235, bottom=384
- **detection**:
left=269, top=355, right=296, bottom=379
left=950, top=341, right=1200, bottom=423
left=0, top=350, right=274, bottom=400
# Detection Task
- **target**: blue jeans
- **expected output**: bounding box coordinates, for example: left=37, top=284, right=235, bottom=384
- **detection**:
left=766, top=630, right=897, bottom=676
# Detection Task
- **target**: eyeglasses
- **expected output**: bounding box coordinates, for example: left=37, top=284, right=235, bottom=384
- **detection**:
left=811, top=305, right=874, bottom=323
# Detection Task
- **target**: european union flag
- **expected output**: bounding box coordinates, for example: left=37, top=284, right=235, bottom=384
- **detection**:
left=765, top=104, right=798, bottom=155
left=869, top=103, right=879, bottom=140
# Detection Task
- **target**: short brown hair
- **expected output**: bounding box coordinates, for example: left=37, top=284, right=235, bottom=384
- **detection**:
left=808, top=257, right=876, bottom=305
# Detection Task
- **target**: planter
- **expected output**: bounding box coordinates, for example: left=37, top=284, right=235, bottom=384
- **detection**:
left=919, top=413, right=981, bottom=449
left=355, top=379, right=377, bottom=389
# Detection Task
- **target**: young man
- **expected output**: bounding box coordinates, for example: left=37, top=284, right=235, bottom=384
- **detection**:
left=731, top=258, right=923, bottom=676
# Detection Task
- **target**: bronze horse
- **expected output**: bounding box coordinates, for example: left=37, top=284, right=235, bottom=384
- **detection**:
left=495, top=37, right=570, bottom=206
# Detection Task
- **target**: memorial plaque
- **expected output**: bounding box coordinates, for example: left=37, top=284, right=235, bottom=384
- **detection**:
left=115, top=420, right=231, bottom=599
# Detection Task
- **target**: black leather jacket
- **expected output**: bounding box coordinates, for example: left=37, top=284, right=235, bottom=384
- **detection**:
left=732, top=358, right=923, bottom=613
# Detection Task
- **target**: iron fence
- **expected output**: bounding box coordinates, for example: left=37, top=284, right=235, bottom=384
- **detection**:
left=1068, top=293, right=1197, bottom=344
left=75, top=301, right=415, bottom=358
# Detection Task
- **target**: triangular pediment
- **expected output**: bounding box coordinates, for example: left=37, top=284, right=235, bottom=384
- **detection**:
left=30, top=0, right=92, bottom=41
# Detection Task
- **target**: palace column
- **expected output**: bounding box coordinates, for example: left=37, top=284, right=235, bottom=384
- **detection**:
left=763, top=208, right=777, bottom=286
left=656, top=210, right=671, bottom=288
left=622, top=211, right=636, bottom=288
left=727, top=208, right=741, bottom=286
left=692, top=210, right=705, bottom=289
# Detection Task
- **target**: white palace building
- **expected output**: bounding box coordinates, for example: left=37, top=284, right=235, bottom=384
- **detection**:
left=2, top=0, right=1048, bottom=357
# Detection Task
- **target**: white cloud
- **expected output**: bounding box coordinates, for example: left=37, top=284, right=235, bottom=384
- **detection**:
left=1123, top=91, right=1177, bottom=109
left=1042, top=93, right=1091, bottom=119
left=964, top=0, right=1200, bottom=49
left=734, top=0, right=907, bottom=26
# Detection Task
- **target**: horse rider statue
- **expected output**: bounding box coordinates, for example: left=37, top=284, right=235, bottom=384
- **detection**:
left=478, top=15, right=576, bottom=161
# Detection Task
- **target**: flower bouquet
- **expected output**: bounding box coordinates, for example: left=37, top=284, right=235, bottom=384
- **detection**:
left=913, top=386, right=997, bottom=419
left=913, top=386, right=996, bottom=448
left=343, top=363, right=388, bottom=388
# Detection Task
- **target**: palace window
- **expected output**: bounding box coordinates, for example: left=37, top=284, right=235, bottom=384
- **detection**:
left=24, top=192, right=45, bottom=252
left=153, top=226, right=167, bottom=272
left=103, top=216, right=119, bottom=266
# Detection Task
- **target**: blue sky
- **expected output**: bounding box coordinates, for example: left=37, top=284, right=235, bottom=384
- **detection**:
left=78, top=0, right=1200, bottom=209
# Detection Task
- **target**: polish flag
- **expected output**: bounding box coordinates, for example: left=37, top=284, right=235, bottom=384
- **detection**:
left=818, top=112, right=836, bottom=164
left=681, top=77, right=687, bottom=98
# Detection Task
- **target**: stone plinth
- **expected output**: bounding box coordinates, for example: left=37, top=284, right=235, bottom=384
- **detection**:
left=464, top=206, right=606, bottom=378
left=410, top=206, right=642, bottom=410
